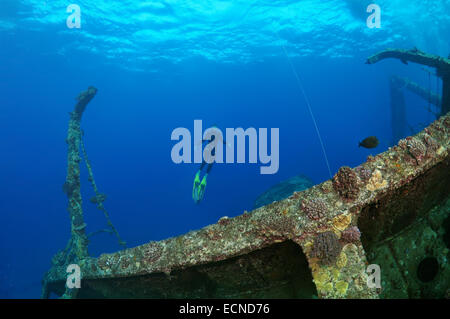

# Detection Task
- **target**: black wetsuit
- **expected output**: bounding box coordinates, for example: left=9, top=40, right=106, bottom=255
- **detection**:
left=198, top=135, right=226, bottom=174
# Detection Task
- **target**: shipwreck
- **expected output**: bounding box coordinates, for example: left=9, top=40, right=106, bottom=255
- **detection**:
left=42, top=49, right=450, bottom=299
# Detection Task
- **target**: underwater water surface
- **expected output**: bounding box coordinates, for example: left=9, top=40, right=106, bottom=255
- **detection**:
left=0, top=0, right=449, bottom=298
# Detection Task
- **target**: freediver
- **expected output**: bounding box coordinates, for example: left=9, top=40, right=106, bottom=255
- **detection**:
left=192, top=126, right=226, bottom=204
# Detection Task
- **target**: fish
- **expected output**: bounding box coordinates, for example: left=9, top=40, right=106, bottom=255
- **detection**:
left=359, top=136, right=379, bottom=149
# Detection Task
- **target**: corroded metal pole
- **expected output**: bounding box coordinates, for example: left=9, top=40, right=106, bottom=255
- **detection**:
left=64, top=86, right=98, bottom=260
left=391, top=75, right=442, bottom=108
left=366, top=48, right=450, bottom=70
left=367, top=48, right=450, bottom=116
left=41, top=87, right=98, bottom=299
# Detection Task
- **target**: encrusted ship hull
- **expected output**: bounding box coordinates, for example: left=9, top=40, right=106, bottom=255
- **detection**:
left=42, top=49, right=450, bottom=299
left=43, top=112, right=450, bottom=299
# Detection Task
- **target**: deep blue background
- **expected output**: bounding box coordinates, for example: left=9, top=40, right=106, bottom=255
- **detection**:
left=0, top=21, right=441, bottom=298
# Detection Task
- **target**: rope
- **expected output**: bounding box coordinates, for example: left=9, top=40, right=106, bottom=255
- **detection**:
left=228, top=0, right=333, bottom=179
left=279, top=37, right=333, bottom=179
left=80, top=136, right=127, bottom=249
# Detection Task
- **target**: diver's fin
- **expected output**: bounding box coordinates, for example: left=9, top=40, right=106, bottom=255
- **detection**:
left=192, top=171, right=201, bottom=202
left=200, top=174, right=207, bottom=188
left=196, top=174, right=208, bottom=203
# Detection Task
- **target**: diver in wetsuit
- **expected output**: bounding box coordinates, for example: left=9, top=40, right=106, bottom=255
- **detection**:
left=192, top=127, right=226, bottom=204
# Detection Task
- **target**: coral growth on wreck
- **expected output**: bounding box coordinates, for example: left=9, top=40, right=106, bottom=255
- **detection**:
left=406, top=137, right=427, bottom=163
left=341, top=226, right=361, bottom=243
left=301, top=198, right=327, bottom=220
left=354, top=166, right=372, bottom=183
left=62, top=181, right=76, bottom=196
left=423, top=133, right=440, bottom=153
left=332, top=213, right=352, bottom=231
left=71, top=214, right=85, bottom=229
left=332, top=166, right=360, bottom=201
left=366, top=169, right=387, bottom=191
left=143, top=242, right=163, bottom=264
left=399, top=137, right=427, bottom=165
left=311, top=231, right=342, bottom=266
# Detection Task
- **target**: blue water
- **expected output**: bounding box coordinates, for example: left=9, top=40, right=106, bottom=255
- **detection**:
left=0, top=0, right=448, bottom=298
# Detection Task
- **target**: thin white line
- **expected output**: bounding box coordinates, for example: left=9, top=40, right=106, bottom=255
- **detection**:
left=279, top=40, right=333, bottom=179
left=234, top=0, right=333, bottom=178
